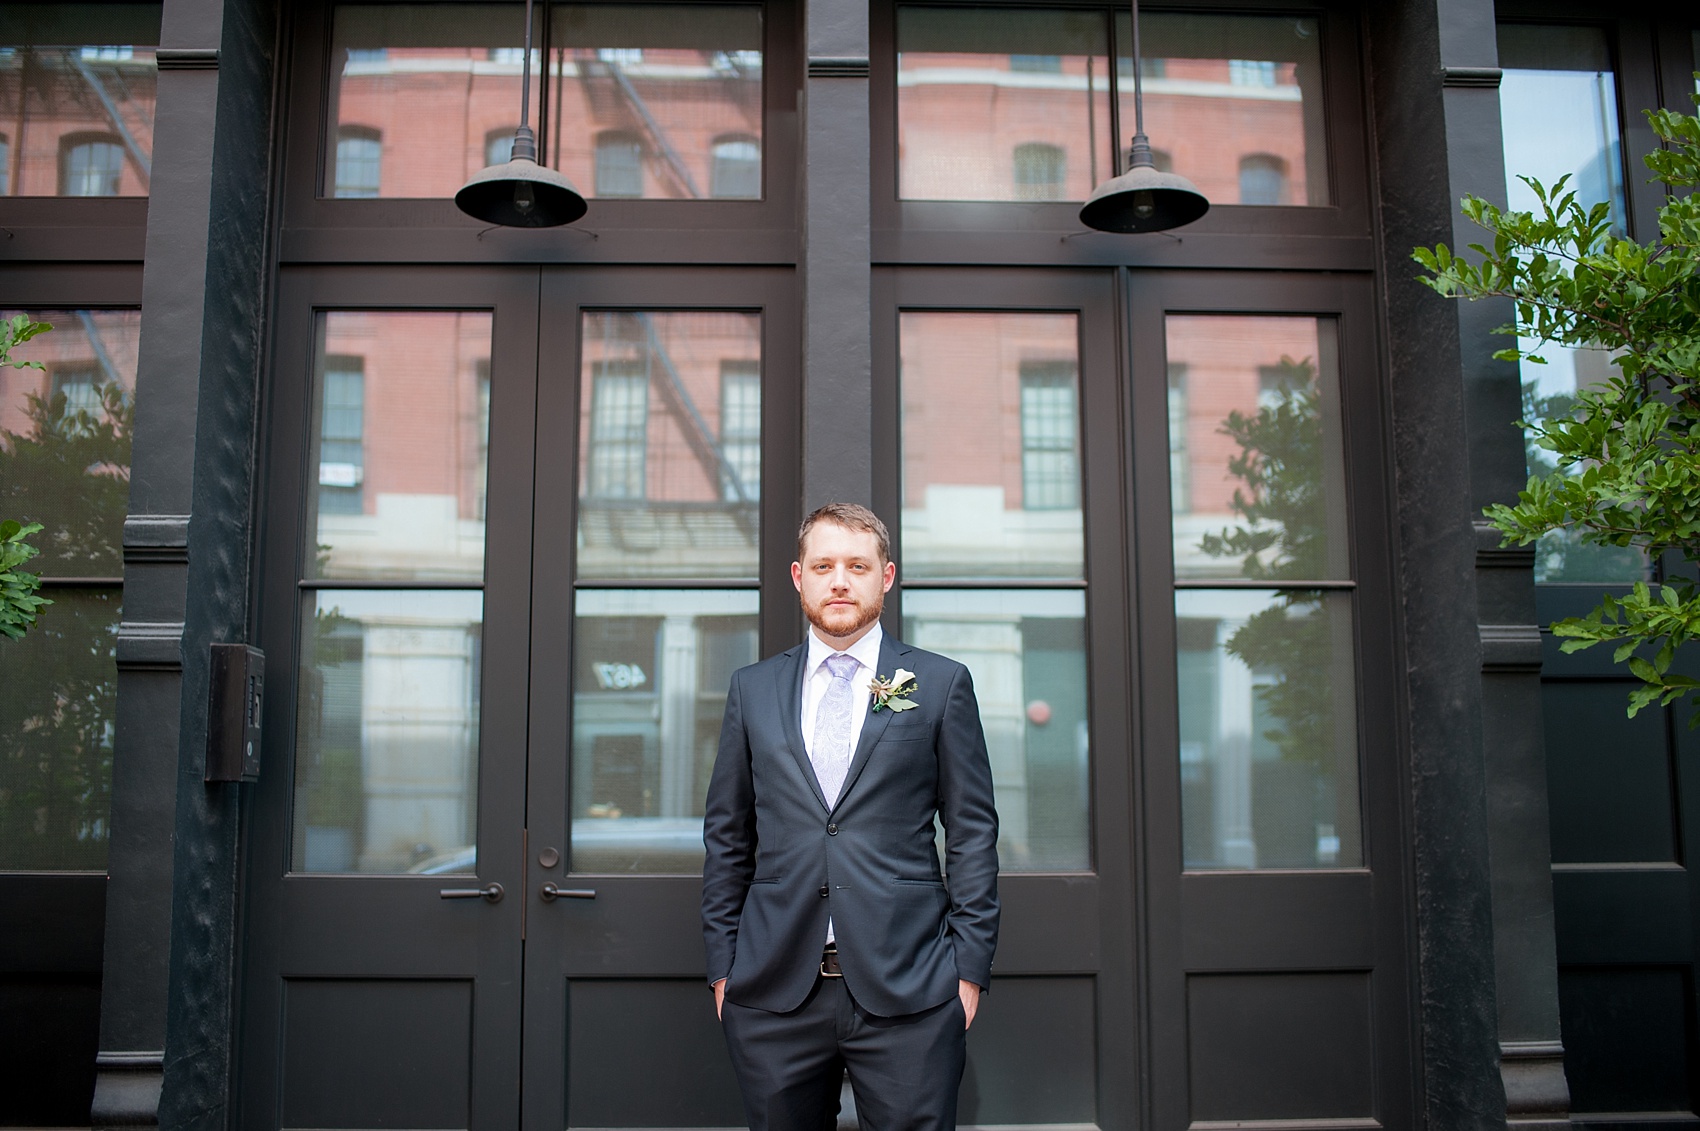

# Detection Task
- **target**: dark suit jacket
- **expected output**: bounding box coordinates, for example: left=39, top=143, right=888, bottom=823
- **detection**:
left=702, top=632, right=1000, bottom=1018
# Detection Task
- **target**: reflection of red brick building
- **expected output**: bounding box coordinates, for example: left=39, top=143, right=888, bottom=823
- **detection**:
left=331, top=42, right=763, bottom=200
left=0, top=48, right=156, bottom=196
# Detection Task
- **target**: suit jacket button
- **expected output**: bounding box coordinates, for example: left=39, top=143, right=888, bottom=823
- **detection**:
left=819, top=886, right=829, bottom=897
left=827, top=823, right=838, bottom=835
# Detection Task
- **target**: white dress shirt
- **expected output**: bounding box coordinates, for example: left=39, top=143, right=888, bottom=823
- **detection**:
left=799, top=622, right=883, bottom=948
left=800, top=621, right=883, bottom=765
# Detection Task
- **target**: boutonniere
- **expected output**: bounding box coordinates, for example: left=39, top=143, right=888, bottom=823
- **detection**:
left=869, top=668, right=918, bottom=712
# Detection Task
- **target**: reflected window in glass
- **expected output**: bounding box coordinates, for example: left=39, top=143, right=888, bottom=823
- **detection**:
left=1164, top=315, right=1347, bottom=583
left=1018, top=363, right=1079, bottom=510
left=0, top=6, right=160, bottom=197
left=710, top=135, right=761, bottom=199
left=318, top=356, right=365, bottom=516
left=903, top=590, right=1090, bottom=871
left=1497, top=23, right=1644, bottom=584
left=60, top=135, right=124, bottom=196
left=576, top=311, right=762, bottom=581
left=1013, top=142, right=1066, bottom=201
left=900, top=311, right=1083, bottom=580
left=1238, top=153, right=1286, bottom=205
left=719, top=363, right=761, bottom=502
left=595, top=131, right=644, bottom=197
left=570, top=589, right=758, bottom=874
left=292, top=590, right=484, bottom=874
left=334, top=126, right=382, bottom=198
left=308, top=311, right=494, bottom=584
left=324, top=4, right=761, bottom=202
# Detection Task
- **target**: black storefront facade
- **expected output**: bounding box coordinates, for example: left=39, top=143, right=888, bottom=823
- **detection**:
left=2, top=0, right=1698, bottom=1129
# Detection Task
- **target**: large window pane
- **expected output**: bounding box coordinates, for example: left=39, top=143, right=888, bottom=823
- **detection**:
left=326, top=4, right=762, bottom=201
left=1497, top=24, right=1644, bottom=584
left=576, top=312, right=761, bottom=580
left=569, top=589, right=758, bottom=874
left=292, top=590, right=483, bottom=874
left=1166, top=315, right=1347, bottom=582
left=900, top=312, right=1083, bottom=580
left=903, top=589, right=1090, bottom=871
left=1176, top=589, right=1360, bottom=870
left=897, top=7, right=1111, bottom=202
left=0, top=589, right=119, bottom=871
left=0, top=6, right=160, bottom=197
left=1117, top=13, right=1329, bottom=207
left=0, top=309, right=139, bottom=578
left=309, top=311, right=493, bottom=584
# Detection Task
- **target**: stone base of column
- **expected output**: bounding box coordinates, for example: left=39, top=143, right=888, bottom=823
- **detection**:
left=1501, top=1039, right=1569, bottom=1129
left=91, top=1050, right=163, bottom=1129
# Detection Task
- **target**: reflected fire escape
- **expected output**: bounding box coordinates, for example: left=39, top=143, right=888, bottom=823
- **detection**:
left=587, top=312, right=757, bottom=558
left=574, top=49, right=701, bottom=199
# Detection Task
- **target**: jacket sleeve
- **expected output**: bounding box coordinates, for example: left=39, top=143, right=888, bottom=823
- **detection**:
left=701, top=668, right=756, bottom=986
left=935, top=661, right=1001, bottom=989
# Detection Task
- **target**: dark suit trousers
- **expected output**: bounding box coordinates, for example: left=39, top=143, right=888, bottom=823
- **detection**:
left=720, top=976, right=966, bottom=1131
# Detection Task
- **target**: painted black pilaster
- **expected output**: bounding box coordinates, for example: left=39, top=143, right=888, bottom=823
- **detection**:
left=1363, top=1, right=1505, bottom=1127
left=92, top=1, right=276, bottom=1128
left=1435, top=1, right=1569, bottom=1125
left=801, top=0, right=871, bottom=512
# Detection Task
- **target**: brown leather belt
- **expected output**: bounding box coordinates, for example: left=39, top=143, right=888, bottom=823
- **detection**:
left=820, top=945, right=843, bottom=978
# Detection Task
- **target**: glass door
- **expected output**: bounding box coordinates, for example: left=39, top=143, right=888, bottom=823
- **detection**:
left=521, top=267, right=799, bottom=1130
left=240, top=268, right=541, bottom=1131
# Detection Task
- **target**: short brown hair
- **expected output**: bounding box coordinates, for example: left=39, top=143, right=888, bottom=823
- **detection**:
left=797, top=503, right=891, bottom=564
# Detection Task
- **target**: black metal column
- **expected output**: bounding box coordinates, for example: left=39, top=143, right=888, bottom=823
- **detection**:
left=91, top=1, right=276, bottom=1128
left=1433, top=0, right=1570, bottom=1124
left=801, top=0, right=871, bottom=511
left=1363, top=0, right=1521, bottom=1126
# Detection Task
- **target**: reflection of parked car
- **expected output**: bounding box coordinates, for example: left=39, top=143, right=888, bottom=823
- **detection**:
left=406, top=846, right=477, bottom=875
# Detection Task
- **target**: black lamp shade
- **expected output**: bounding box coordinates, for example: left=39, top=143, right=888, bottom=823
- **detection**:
left=1079, top=164, right=1210, bottom=233
left=455, top=157, right=588, bottom=228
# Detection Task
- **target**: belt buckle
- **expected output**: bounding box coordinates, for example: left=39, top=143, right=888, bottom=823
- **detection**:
left=820, top=947, right=843, bottom=978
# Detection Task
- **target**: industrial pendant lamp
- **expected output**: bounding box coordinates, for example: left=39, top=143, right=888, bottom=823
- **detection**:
left=1078, top=0, right=1209, bottom=233
left=455, top=0, right=587, bottom=227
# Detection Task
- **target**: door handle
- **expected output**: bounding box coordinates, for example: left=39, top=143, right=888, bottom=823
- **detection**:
left=540, top=883, right=596, bottom=901
left=438, top=882, right=504, bottom=903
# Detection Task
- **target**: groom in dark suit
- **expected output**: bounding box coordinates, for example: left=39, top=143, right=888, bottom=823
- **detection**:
left=702, top=503, right=1000, bottom=1131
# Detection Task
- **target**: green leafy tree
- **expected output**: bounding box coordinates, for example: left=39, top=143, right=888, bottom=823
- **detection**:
left=0, top=520, right=50, bottom=640
left=0, top=314, right=53, bottom=637
left=1414, top=104, right=1700, bottom=720
left=1200, top=357, right=1339, bottom=768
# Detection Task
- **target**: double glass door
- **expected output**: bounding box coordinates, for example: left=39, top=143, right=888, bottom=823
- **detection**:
left=239, top=266, right=795, bottom=1131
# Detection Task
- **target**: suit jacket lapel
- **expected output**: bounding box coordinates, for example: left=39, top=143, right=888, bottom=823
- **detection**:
left=831, top=634, right=906, bottom=813
left=775, top=644, right=832, bottom=812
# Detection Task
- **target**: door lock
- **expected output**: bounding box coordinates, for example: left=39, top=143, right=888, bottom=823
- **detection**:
left=540, top=883, right=596, bottom=901
left=438, top=882, right=504, bottom=903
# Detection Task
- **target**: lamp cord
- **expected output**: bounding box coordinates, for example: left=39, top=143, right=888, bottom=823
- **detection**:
left=1129, top=0, right=1144, bottom=139
left=519, top=0, right=534, bottom=130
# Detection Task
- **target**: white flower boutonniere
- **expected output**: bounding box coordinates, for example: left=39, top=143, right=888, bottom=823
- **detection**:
left=869, top=668, right=919, bottom=712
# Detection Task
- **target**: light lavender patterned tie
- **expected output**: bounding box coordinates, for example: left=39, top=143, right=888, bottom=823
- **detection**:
left=812, top=653, right=859, bottom=806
